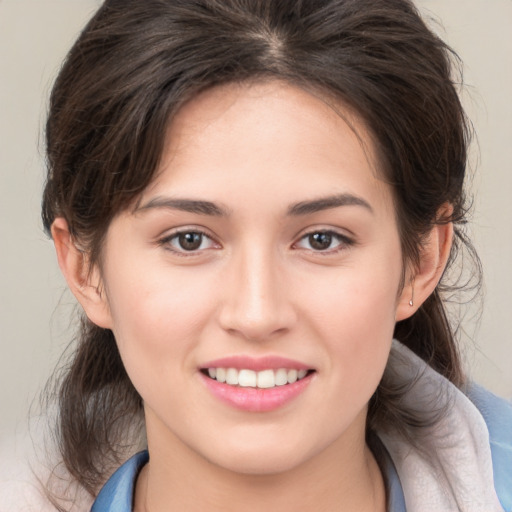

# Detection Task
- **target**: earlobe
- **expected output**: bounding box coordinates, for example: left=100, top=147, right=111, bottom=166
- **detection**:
left=395, top=217, right=453, bottom=322
left=51, top=217, right=113, bottom=329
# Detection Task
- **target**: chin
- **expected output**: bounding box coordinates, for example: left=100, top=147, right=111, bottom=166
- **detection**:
left=201, top=434, right=320, bottom=476
left=213, top=451, right=306, bottom=476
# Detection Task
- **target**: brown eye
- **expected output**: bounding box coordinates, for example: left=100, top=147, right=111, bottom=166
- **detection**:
left=178, top=232, right=203, bottom=251
left=161, top=230, right=217, bottom=254
left=294, top=230, right=353, bottom=253
left=308, top=232, right=333, bottom=251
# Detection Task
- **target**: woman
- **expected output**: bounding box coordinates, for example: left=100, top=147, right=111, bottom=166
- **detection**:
left=40, top=0, right=511, bottom=510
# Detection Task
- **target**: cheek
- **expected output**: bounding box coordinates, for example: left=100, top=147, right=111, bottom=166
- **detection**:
left=301, top=254, right=401, bottom=389
left=305, top=260, right=400, bottom=337
left=103, top=260, right=217, bottom=387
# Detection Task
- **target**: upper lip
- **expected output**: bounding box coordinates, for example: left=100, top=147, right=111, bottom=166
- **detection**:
left=200, top=355, right=312, bottom=372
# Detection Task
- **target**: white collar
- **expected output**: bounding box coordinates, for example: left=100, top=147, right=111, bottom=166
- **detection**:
left=379, top=340, right=503, bottom=511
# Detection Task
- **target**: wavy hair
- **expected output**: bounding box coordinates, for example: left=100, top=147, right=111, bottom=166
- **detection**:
left=42, top=0, right=474, bottom=500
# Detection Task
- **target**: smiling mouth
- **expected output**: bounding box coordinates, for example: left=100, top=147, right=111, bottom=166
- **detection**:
left=201, top=367, right=315, bottom=389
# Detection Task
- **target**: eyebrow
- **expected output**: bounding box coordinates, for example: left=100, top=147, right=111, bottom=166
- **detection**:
left=135, top=197, right=229, bottom=216
left=135, top=193, right=372, bottom=217
left=287, top=194, right=373, bottom=216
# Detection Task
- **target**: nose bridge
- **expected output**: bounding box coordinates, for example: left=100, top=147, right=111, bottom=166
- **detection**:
left=219, top=240, right=294, bottom=340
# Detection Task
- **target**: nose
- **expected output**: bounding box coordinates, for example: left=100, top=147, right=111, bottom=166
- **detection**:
left=218, top=246, right=297, bottom=342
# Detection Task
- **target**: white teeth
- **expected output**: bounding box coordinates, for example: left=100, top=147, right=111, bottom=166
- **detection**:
left=216, top=367, right=226, bottom=383
left=275, top=368, right=288, bottom=386
left=226, top=368, right=238, bottom=385
left=257, top=369, right=275, bottom=388
left=206, top=367, right=310, bottom=388
left=238, top=369, right=257, bottom=387
left=287, top=369, right=298, bottom=384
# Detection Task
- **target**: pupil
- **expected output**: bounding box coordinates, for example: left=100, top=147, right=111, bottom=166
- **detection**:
left=309, top=232, right=332, bottom=250
left=179, top=232, right=202, bottom=250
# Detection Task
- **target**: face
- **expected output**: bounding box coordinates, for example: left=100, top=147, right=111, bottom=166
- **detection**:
left=97, top=81, right=406, bottom=475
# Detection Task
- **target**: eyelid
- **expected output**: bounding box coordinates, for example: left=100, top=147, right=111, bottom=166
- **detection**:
left=157, top=226, right=221, bottom=256
left=292, top=228, right=355, bottom=254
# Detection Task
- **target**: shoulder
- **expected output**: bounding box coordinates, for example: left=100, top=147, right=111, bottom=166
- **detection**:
left=467, top=384, right=512, bottom=512
left=381, top=341, right=510, bottom=511
left=0, top=422, right=92, bottom=512
left=91, top=451, right=149, bottom=512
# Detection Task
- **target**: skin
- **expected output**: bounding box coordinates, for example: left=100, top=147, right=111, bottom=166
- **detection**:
left=53, top=81, right=452, bottom=511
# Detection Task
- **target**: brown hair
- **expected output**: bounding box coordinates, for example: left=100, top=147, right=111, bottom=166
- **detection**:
left=42, top=0, right=473, bottom=500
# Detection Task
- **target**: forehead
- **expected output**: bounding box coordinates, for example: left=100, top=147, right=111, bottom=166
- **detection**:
left=141, top=80, right=392, bottom=216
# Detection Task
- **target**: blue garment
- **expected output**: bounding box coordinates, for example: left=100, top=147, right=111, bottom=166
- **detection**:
left=91, top=451, right=148, bottom=512
left=468, top=384, right=512, bottom=511
left=91, top=386, right=512, bottom=512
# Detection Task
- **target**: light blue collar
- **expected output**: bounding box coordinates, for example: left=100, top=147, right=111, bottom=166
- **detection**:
left=91, top=449, right=407, bottom=511
left=91, top=450, right=148, bottom=511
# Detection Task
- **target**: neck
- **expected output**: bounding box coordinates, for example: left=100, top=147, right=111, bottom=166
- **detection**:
left=134, top=422, right=386, bottom=512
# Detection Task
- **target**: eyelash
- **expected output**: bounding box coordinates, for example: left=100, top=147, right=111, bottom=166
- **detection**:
left=158, top=228, right=219, bottom=257
left=293, top=230, right=354, bottom=255
left=157, top=229, right=354, bottom=257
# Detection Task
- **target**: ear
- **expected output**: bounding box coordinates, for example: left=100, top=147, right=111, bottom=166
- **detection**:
left=51, top=217, right=113, bottom=329
left=395, top=213, right=454, bottom=322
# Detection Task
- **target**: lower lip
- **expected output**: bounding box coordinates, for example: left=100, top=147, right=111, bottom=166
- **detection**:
left=200, top=373, right=313, bottom=412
